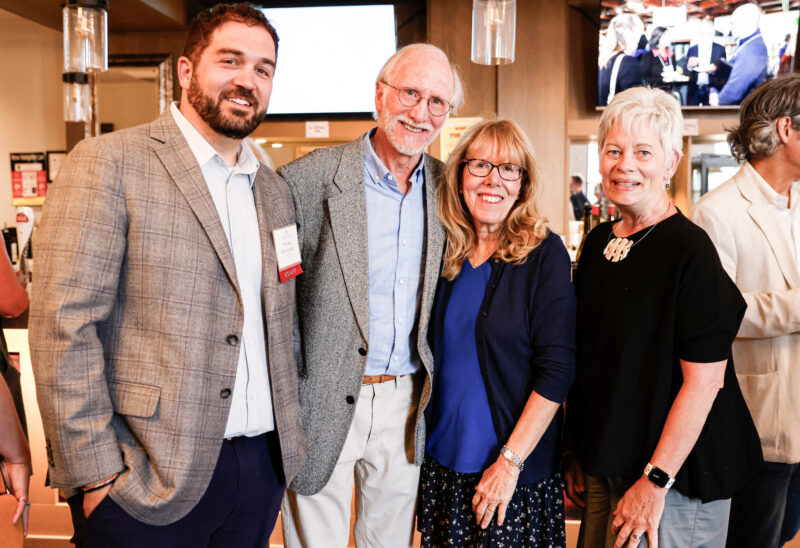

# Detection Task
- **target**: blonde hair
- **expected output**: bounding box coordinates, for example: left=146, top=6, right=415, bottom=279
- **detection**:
left=438, top=120, right=548, bottom=280
left=599, top=13, right=643, bottom=68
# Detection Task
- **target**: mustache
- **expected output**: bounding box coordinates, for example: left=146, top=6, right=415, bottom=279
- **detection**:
left=221, top=86, right=257, bottom=106
left=395, top=115, right=433, bottom=132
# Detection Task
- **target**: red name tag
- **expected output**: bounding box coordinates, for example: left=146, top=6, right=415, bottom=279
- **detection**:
left=278, top=263, right=303, bottom=283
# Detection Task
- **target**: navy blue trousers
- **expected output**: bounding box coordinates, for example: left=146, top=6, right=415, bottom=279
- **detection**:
left=85, top=432, right=285, bottom=548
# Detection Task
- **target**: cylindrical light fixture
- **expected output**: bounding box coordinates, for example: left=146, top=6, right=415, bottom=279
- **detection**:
left=62, top=0, right=107, bottom=123
left=63, top=0, right=108, bottom=72
left=471, top=0, right=517, bottom=65
left=63, top=72, right=91, bottom=122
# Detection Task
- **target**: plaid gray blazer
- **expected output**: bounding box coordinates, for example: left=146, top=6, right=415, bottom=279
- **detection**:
left=29, top=110, right=306, bottom=526
left=279, top=135, right=445, bottom=495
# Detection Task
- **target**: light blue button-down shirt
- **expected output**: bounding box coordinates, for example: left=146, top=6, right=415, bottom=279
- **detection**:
left=170, top=103, right=274, bottom=437
left=362, top=131, right=426, bottom=376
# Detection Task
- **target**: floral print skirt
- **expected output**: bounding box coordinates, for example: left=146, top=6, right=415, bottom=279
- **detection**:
left=418, top=456, right=567, bottom=548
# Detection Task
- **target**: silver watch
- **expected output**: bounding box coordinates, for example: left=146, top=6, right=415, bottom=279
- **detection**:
left=500, top=445, right=524, bottom=471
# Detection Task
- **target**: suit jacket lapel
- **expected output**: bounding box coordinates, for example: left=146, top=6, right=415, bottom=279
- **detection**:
left=417, top=156, right=445, bottom=355
left=253, top=167, right=293, bottom=304
left=328, top=138, right=370, bottom=341
left=150, top=112, right=240, bottom=295
left=738, top=166, right=800, bottom=288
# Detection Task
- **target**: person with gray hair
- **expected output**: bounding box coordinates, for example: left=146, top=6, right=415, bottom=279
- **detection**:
left=691, top=73, right=800, bottom=548
left=564, top=86, right=762, bottom=548
left=279, top=43, right=463, bottom=547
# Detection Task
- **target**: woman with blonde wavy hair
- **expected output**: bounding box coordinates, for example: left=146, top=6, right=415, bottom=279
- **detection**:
left=417, top=120, right=576, bottom=547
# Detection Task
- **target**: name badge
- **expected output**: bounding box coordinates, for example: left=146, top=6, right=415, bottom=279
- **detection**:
left=272, top=224, right=303, bottom=283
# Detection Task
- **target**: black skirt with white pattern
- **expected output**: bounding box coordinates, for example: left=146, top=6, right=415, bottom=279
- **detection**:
left=418, top=456, right=567, bottom=548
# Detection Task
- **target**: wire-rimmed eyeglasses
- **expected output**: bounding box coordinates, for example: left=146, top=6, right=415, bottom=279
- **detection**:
left=463, top=159, right=526, bottom=181
left=381, top=82, right=452, bottom=117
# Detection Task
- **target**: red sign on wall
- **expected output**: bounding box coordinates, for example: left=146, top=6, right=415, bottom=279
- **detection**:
left=11, top=170, right=47, bottom=199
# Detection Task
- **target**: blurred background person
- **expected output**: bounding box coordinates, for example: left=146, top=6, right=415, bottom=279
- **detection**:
left=0, top=374, right=30, bottom=538
left=1, top=237, right=30, bottom=538
left=598, top=13, right=644, bottom=107
left=714, top=3, right=768, bottom=106
left=570, top=173, right=590, bottom=220
left=686, top=18, right=727, bottom=106
left=419, top=120, right=575, bottom=547
left=639, top=27, right=678, bottom=94
left=692, top=74, right=800, bottom=548
left=1, top=234, right=28, bottom=453
left=564, top=87, right=762, bottom=548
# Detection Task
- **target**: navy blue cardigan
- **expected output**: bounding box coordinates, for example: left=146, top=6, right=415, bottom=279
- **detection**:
left=427, top=231, right=576, bottom=484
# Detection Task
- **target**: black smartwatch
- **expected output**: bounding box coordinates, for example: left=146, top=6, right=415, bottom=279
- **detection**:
left=644, top=463, right=675, bottom=489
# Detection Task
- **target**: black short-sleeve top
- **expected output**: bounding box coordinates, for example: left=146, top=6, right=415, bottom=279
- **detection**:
left=570, top=211, right=762, bottom=502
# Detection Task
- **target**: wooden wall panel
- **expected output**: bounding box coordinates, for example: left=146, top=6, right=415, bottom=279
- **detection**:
left=428, top=1, right=497, bottom=119
left=498, top=1, right=570, bottom=233
left=429, top=0, right=570, bottom=232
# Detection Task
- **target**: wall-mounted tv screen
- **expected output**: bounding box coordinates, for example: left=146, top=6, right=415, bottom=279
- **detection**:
left=597, top=3, right=797, bottom=108
left=262, top=5, right=397, bottom=116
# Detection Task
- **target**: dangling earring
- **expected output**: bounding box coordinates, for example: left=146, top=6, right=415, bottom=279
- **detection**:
left=665, top=182, right=670, bottom=189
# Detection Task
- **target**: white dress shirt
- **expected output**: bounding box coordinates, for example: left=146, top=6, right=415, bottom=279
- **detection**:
left=171, top=102, right=274, bottom=437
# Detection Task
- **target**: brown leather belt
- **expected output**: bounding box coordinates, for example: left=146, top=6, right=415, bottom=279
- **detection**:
left=362, top=374, right=407, bottom=385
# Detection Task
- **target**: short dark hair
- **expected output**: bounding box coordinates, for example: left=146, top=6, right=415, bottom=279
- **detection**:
left=183, top=3, right=278, bottom=65
left=728, top=73, right=800, bottom=162
left=648, top=26, right=668, bottom=50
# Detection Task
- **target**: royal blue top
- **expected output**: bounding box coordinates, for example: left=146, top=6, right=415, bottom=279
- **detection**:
left=426, top=260, right=498, bottom=473
left=426, top=231, right=576, bottom=485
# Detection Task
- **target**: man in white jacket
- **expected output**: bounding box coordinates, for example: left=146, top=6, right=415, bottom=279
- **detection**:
left=691, top=73, right=800, bottom=548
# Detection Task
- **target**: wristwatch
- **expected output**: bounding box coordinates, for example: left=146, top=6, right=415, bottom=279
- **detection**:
left=500, top=445, right=524, bottom=472
left=644, top=463, right=675, bottom=489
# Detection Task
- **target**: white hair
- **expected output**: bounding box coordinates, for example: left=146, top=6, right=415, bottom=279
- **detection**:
left=375, top=43, right=464, bottom=113
left=598, top=86, right=683, bottom=168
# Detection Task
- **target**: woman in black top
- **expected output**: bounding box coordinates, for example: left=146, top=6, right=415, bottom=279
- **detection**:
left=598, top=13, right=645, bottom=107
left=563, top=87, right=762, bottom=548
left=639, top=27, right=678, bottom=94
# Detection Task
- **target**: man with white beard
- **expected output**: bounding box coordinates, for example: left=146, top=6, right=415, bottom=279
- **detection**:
left=278, top=44, right=463, bottom=547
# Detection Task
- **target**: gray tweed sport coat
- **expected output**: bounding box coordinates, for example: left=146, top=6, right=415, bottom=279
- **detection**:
left=279, top=134, right=445, bottom=495
left=29, top=110, right=306, bottom=526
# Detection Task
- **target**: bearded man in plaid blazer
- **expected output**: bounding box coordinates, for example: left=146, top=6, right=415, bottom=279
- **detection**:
left=29, top=5, right=305, bottom=546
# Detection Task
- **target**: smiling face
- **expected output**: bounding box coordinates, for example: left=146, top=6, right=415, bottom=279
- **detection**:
left=600, top=121, right=678, bottom=216
left=461, top=141, right=523, bottom=235
left=375, top=49, right=453, bottom=159
left=179, top=21, right=276, bottom=141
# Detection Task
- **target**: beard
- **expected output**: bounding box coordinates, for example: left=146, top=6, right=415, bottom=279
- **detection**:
left=187, top=75, right=265, bottom=140
left=378, top=102, right=439, bottom=157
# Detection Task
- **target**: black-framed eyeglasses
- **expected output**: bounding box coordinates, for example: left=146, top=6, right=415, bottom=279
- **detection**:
left=463, top=159, right=526, bottom=181
left=381, top=82, right=452, bottom=117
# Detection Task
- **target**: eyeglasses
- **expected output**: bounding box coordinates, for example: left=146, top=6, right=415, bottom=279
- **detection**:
left=463, top=159, right=526, bottom=181
left=381, top=82, right=452, bottom=117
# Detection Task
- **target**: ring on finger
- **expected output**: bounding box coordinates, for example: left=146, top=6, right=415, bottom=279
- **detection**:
left=631, top=532, right=640, bottom=541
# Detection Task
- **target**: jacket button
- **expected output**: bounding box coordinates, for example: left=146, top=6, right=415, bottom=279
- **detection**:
left=346, top=395, right=355, bottom=404
left=220, top=388, right=232, bottom=399
left=358, top=347, right=367, bottom=356
left=226, top=334, right=239, bottom=345
left=481, top=311, right=487, bottom=317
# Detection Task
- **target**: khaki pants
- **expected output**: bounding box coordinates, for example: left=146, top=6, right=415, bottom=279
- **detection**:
left=282, top=375, right=420, bottom=548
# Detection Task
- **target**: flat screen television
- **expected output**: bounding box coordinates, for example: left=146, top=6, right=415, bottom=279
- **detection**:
left=261, top=5, right=397, bottom=117
left=597, top=4, right=798, bottom=108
